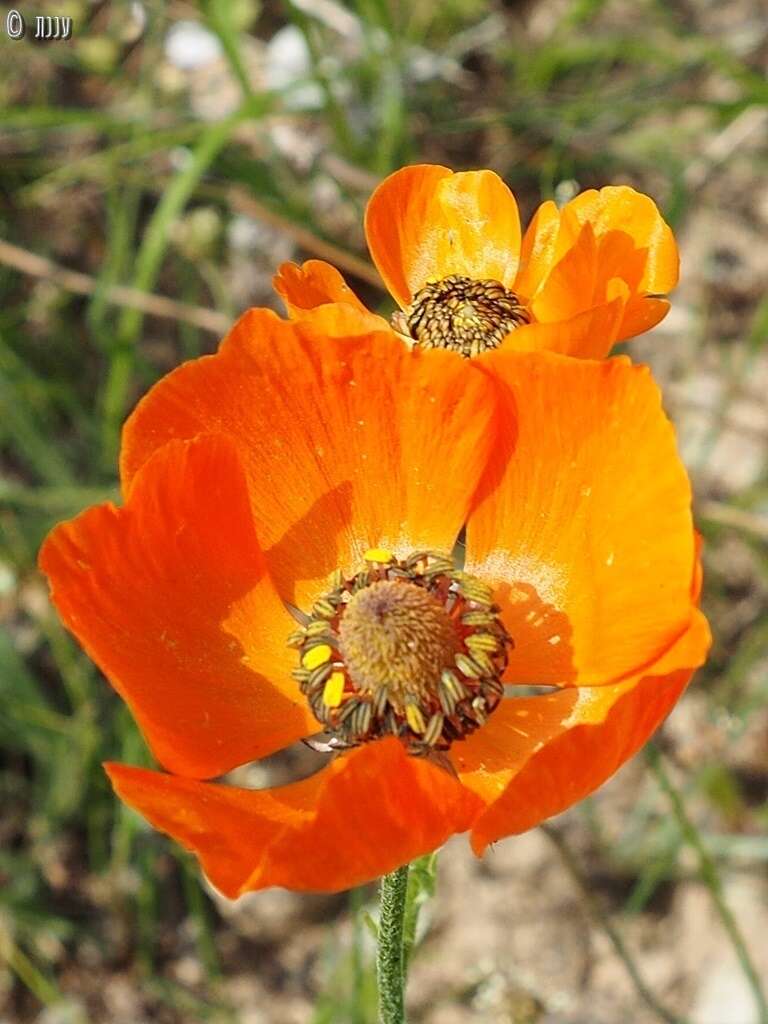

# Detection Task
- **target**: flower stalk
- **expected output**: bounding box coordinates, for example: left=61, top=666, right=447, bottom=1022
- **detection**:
left=377, top=864, right=410, bottom=1024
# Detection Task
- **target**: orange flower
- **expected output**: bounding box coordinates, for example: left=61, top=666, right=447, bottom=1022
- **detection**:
left=275, top=164, right=678, bottom=359
left=39, top=310, right=708, bottom=895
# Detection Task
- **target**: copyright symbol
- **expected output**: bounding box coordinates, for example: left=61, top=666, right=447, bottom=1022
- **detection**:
left=6, top=9, right=26, bottom=39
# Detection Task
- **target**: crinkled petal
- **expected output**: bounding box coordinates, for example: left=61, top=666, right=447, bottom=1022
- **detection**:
left=39, top=435, right=315, bottom=779
left=121, top=310, right=498, bottom=610
left=365, top=164, right=522, bottom=307
left=273, top=260, right=370, bottom=316
left=282, top=300, right=391, bottom=337
left=106, top=738, right=482, bottom=895
left=525, top=187, right=677, bottom=347
left=467, top=351, right=696, bottom=686
left=273, top=260, right=389, bottom=334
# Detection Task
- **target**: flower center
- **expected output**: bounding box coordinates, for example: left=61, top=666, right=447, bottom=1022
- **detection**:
left=288, top=549, right=512, bottom=755
left=394, top=274, right=530, bottom=357
left=339, top=580, right=459, bottom=705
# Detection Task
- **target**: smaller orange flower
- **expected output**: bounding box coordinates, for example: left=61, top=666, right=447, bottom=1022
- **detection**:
left=275, top=164, right=678, bottom=359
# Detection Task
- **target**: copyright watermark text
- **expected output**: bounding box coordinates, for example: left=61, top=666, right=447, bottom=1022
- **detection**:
left=6, top=10, right=73, bottom=40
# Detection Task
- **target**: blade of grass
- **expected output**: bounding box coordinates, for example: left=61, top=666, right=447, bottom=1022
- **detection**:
left=373, top=62, right=407, bottom=174
left=1, top=107, right=154, bottom=130
left=178, top=854, right=221, bottom=979
left=402, top=852, right=437, bottom=972
left=285, top=1, right=360, bottom=160
left=0, top=332, right=74, bottom=485
left=88, top=182, right=148, bottom=336
left=0, top=482, right=118, bottom=510
left=99, top=105, right=253, bottom=466
left=646, top=743, right=768, bottom=1024
left=0, top=933, right=64, bottom=1010
left=540, top=822, right=688, bottom=1024
left=200, top=0, right=256, bottom=102
left=19, top=124, right=206, bottom=205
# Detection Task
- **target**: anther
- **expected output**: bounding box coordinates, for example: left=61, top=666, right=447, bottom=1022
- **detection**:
left=302, top=644, right=332, bottom=670
left=322, top=671, right=346, bottom=708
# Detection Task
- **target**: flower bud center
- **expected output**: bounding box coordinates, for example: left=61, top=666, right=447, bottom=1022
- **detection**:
left=394, top=274, right=530, bottom=357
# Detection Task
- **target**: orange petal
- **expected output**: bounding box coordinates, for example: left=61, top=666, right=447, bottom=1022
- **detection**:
left=284, top=300, right=391, bottom=337
left=272, top=260, right=375, bottom=320
left=616, top=296, right=670, bottom=342
left=470, top=675, right=687, bottom=850
left=499, top=297, right=626, bottom=359
left=121, top=309, right=498, bottom=610
left=365, top=164, right=522, bottom=307
left=452, top=605, right=708, bottom=806
left=467, top=351, right=696, bottom=686
left=106, top=738, right=482, bottom=895
left=562, top=186, right=679, bottom=293
left=272, top=260, right=389, bottom=336
left=463, top=607, right=709, bottom=852
left=691, top=532, right=704, bottom=602
left=529, top=221, right=599, bottom=323
left=527, top=188, right=678, bottom=346
left=594, top=229, right=647, bottom=295
left=514, top=199, right=561, bottom=302
left=39, top=435, right=315, bottom=779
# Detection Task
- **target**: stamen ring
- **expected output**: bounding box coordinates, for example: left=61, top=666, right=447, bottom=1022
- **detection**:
left=288, top=550, right=512, bottom=755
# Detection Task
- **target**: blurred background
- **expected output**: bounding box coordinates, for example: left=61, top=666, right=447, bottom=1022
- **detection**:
left=1, top=0, right=767, bottom=1022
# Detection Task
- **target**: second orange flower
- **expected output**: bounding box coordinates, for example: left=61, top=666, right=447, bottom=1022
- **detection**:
left=276, top=164, right=679, bottom=359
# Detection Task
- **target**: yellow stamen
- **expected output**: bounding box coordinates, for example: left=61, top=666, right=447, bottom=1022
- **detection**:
left=364, top=547, right=394, bottom=563
left=322, top=670, right=346, bottom=708
left=302, top=644, right=332, bottom=670
left=466, top=633, right=499, bottom=652
left=406, top=703, right=426, bottom=734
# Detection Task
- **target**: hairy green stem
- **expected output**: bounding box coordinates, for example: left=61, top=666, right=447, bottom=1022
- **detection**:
left=377, top=864, right=410, bottom=1024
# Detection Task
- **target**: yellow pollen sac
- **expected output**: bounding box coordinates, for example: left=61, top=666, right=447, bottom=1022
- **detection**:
left=364, top=547, right=394, bottom=563
left=338, top=579, right=459, bottom=709
left=322, top=670, right=346, bottom=708
left=302, top=643, right=332, bottom=670
left=405, top=703, right=426, bottom=735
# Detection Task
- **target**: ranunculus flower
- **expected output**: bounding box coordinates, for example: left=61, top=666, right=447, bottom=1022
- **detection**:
left=275, top=164, right=678, bottom=359
left=39, top=310, right=708, bottom=895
